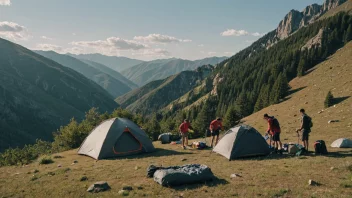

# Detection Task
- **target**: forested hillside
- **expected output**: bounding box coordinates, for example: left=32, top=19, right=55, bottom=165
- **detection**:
left=35, top=51, right=133, bottom=98
left=157, top=11, right=352, bottom=135
left=121, top=57, right=227, bottom=86
left=117, top=65, right=214, bottom=115
left=0, top=39, right=118, bottom=152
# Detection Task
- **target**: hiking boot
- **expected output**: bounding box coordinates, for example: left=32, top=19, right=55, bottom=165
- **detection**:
left=183, top=146, right=186, bottom=150
left=279, top=149, right=283, bottom=155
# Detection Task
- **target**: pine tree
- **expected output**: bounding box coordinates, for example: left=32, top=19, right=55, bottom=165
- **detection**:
left=194, top=101, right=213, bottom=136
left=297, top=56, right=307, bottom=77
left=344, top=24, right=352, bottom=43
left=324, top=91, right=334, bottom=108
left=223, top=106, right=240, bottom=130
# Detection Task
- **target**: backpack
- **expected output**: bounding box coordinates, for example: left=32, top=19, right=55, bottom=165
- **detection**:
left=307, top=116, right=313, bottom=128
left=272, top=118, right=280, bottom=129
left=314, top=140, right=328, bottom=155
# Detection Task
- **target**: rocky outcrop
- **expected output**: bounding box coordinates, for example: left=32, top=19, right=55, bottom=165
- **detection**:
left=210, top=73, right=224, bottom=96
left=301, top=28, right=327, bottom=51
left=276, top=0, right=346, bottom=40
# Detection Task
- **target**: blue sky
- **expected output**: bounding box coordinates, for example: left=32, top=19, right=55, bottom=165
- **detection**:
left=0, top=0, right=323, bottom=61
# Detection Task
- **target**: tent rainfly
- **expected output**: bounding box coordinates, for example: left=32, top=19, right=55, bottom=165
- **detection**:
left=213, top=125, right=270, bottom=160
left=78, top=118, right=155, bottom=159
left=331, top=138, right=352, bottom=148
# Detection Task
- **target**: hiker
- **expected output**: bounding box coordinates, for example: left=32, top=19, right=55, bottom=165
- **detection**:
left=264, top=114, right=283, bottom=154
left=296, top=109, right=311, bottom=152
left=209, top=117, right=223, bottom=147
left=179, top=119, right=193, bottom=149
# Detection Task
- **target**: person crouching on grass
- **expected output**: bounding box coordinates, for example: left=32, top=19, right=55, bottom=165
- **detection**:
left=179, top=119, right=193, bottom=149
left=264, top=114, right=283, bottom=154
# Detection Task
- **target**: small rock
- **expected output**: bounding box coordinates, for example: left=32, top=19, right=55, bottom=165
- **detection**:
left=308, top=179, right=318, bottom=186
left=57, top=164, right=62, bottom=167
left=122, top=186, right=133, bottom=191
left=118, top=190, right=129, bottom=196
left=33, top=169, right=39, bottom=173
left=80, top=176, right=88, bottom=181
left=71, top=163, right=75, bottom=165
left=328, top=120, right=339, bottom=124
left=230, top=173, right=241, bottom=178
left=73, top=160, right=78, bottom=164
left=181, top=158, right=187, bottom=161
left=137, top=186, right=143, bottom=190
left=87, top=181, right=111, bottom=193
left=134, top=166, right=140, bottom=170
left=305, top=102, right=308, bottom=104
left=330, top=167, right=336, bottom=171
left=293, top=114, right=297, bottom=117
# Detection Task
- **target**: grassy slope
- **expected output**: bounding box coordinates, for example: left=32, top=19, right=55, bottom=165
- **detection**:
left=1, top=43, right=351, bottom=198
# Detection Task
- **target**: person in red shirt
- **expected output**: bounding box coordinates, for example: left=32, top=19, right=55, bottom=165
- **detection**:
left=179, top=119, right=193, bottom=149
left=209, top=117, right=223, bottom=147
left=264, top=114, right=282, bottom=154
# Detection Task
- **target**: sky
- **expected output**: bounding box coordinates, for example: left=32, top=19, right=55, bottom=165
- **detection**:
left=0, top=0, right=324, bottom=61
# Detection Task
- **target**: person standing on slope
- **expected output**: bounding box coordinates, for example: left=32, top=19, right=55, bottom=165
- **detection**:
left=209, top=117, right=223, bottom=147
left=179, top=119, right=193, bottom=149
left=296, top=109, right=312, bottom=152
left=264, top=114, right=283, bottom=154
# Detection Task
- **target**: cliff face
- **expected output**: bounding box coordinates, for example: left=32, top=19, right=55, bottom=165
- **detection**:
left=276, top=0, right=346, bottom=40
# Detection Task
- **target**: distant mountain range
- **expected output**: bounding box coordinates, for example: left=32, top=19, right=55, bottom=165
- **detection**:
left=68, top=53, right=144, bottom=72
left=116, top=65, right=214, bottom=115
left=35, top=51, right=136, bottom=98
left=121, top=56, right=227, bottom=86
left=0, top=38, right=118, bottom=151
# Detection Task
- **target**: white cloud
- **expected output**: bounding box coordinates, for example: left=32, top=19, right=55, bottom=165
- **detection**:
left=251, top=32, right=262, bottom=37
left=224, top=52, right=234, bottom=55
left=35, top=44, right=64, bottom=52
left=72, top=33, right=76, bottom=36
left=221, top=29, right=249, bottom=36
left=132, top=48, right=170, bottom=57
left=0, top=21, right=29, bottom=40
left=41, top=36, right=53, bottom=40
left=221, top=29, right=264, bottom=37
left=133, top=34, right=192, bottom=43
left=70, top=37, right=147, bottom=50
left=198, top=44, right=204, bottom=47
left=208, top=52, right=217, bottom=55
left=0, top=0, right=10, bottom=6
left=34, top=43, right=84, bottom=55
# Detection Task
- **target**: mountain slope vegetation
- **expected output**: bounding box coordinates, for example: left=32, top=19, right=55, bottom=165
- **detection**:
left=121, top=57, right=227, bottom=86
left=156, top=5, right=352, bottom=135
left=1, top=43, right=351, bottom=197
left=68, top=53, right=144, bottom=72
left=0, top=38, right=118, bottom=151
left=117, top=65, right=214, bottom=115
left=81, top=59, right=138, bottom=90
left=35, top=51, right=133, bottom=98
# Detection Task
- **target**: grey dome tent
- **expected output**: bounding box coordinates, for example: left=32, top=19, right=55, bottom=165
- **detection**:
left=213, top=125, right=270, bottom=160
left=331, top=138, right=352, bottom=148
left=78, top=118, right=155, bottom=159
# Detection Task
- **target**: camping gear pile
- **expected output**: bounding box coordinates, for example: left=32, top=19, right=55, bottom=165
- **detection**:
left=147, top=164, right=214, bottom=186
left=331, top=138, right=352, bottom=148
left=213, top=125, right=270, bottom=160
left=191, top=141, right=207, bottom=149
left=78, top=118, right=155, bottom=159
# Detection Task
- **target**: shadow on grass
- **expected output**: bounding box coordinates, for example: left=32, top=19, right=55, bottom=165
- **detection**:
left=104, top=148, right=193, bottom=160
left=288, top=86, right=307, bottom=95
left=170, top=177, right=229, bottom=190
left=333, top=96, right=350, bottom=105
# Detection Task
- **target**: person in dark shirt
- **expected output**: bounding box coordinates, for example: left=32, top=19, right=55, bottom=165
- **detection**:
left=296, top=109, right=311, bottom=151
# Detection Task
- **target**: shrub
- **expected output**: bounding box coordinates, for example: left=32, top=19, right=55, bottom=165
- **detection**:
left=39, top=156, right=54, bottom=165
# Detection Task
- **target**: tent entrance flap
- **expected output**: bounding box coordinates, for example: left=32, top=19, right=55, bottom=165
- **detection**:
left=113, top=129, right=143, bottom=155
